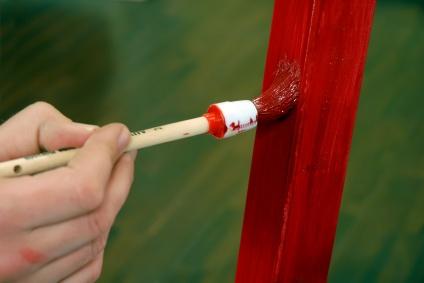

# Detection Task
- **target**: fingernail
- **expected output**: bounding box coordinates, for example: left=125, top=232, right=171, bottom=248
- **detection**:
left=118, top=127, right=130, bottom=152
left=128, top=150, right=138, bottom=160
left=75, top=122, right=98, bottom=132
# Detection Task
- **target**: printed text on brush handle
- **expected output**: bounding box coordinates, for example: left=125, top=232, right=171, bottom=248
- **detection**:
left=0, top=117, right=209, bottom=177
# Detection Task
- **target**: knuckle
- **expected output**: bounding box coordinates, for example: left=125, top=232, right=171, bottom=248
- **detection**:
left=29, top=101, right=70, bottom=122
left=73, top=175, right=104, bottom=211
left=87, top=213, right=109, bottom=237
left=89, top=237, right=107, bottom=259
left=30, top=101, right=57, bottom=116
left=90, top=258, right=103, bottom=282
left=31, top=101, right=55, bottom=111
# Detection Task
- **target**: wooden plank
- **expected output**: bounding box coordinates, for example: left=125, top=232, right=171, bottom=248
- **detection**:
left=236, top=0, right=376, bottom=282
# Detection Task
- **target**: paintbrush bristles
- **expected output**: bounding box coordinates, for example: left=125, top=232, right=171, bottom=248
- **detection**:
left=253, top=61, right=300, bottom=122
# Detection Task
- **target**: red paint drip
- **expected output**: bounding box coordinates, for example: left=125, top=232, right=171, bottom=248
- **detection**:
left=20, top=248, right=45, bottom=264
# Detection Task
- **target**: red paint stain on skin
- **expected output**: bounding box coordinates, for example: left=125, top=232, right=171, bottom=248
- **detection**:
left=20, top=248, right=45, bottom=264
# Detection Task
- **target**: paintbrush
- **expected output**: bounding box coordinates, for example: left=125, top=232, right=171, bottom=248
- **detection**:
left=0, top=62, right=300, bottom=178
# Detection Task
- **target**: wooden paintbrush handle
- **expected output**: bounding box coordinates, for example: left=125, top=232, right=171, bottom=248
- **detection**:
left=0, top=117, right=209, bottom=178
left=127, top=117, right=209, bottom=151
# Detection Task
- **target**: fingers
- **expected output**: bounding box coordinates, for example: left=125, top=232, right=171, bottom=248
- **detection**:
left=67, top=123, right=131, bottom=195
left=2, top=124, right=131, bottom=229
left=61, top=252, right=104, bottom=283
left=18, top=236, right=106, bottom=283
left=38, top=121, right=97, bottom=152
left=102, top=151, right=136, bottom=222
left=0, top=102, right=94, bottom=161
left=22, top=151, right=135, bottom=264
left=0, top=103, right=137, bottom=282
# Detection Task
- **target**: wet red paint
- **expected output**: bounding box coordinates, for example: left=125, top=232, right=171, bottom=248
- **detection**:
left=20, top=248, right=45, bottom=264
left=236, top=0, right=375, bottom=282
left=253, top=60, right=300, bottom=122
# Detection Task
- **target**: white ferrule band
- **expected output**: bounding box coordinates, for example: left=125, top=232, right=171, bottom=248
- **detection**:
left=214, top=100, right=258, bottom=138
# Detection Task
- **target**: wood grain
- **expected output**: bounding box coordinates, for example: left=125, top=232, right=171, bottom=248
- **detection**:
left=236, top=0, right=376, bottom=282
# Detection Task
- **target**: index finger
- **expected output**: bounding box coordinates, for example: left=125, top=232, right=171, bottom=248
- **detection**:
left=3, top=124, right=131, bottom=228
left=67, top=123, right=130, bottom=195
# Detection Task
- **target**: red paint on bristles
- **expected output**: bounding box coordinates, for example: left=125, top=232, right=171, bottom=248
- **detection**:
left=253, top=60, right=301, bottom=122
left=203, top=60, right=300, bottom=138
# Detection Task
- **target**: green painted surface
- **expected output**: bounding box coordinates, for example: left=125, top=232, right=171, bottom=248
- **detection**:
left=329, top=2, right=424, bottom=282
left=0, top=0, right=423, bottom=282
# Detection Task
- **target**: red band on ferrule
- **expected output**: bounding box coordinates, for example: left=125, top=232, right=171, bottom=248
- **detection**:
left=203, top=104, right=227, bottom=138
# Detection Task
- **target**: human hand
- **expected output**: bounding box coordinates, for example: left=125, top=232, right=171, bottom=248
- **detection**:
left=0, top=102, right=136, bottom=282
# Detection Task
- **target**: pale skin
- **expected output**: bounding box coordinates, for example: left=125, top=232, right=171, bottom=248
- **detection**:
left=0, top=102, right=136, bottom=282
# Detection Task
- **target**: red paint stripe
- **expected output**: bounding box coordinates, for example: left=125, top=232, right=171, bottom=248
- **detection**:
left=236, top=0, right=376, bottom=282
